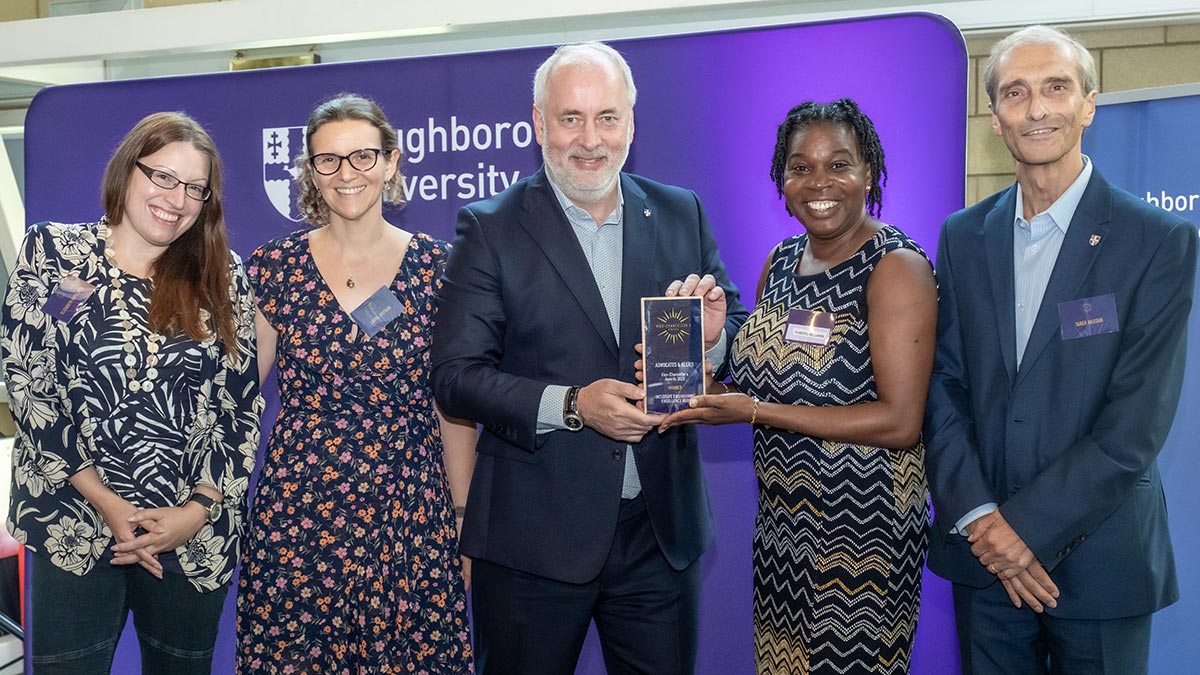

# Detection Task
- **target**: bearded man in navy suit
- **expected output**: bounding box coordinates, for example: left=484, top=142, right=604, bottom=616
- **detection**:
left=924, top=24, right=1198, bottom=675
left=431, top=42, right=747, bottom=675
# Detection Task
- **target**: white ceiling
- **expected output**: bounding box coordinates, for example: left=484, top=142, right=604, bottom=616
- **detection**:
left=0, top=0, right=1197, bottom=126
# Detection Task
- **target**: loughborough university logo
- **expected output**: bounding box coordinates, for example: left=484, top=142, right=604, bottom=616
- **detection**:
left=263, top=126, right=306, bottom=222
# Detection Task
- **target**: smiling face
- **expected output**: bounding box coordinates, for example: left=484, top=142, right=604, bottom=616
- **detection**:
left=116, top=140, right=209, bottom=258
left=533, top=60, right=634, bottom=210
left=989, top=41, right=1097, bottom=176
left=782, top=121, right=872, bottom=241
left=309, top=119, right=399, bottom=228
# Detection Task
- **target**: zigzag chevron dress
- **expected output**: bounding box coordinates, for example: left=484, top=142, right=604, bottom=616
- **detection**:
left=729, top=226, right=930, bottom=675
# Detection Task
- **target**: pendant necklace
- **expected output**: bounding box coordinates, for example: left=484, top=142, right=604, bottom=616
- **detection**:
left=331, top=227, right=385, bottom=289
left=99, top=218, right=164, bottom=393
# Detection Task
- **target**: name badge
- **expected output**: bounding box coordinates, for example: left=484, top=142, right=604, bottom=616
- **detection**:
left=43, top=274, right=95, bottom=322
left=784, top=308, right=835, bottom=346
left=1058, top=293, right=1119, bottom=340
left=350, top=286, right=405, bottom=338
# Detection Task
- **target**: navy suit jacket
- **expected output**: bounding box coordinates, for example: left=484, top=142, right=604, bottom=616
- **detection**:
left=924, top=169, right=1197, bottom=619
left=431, top=169, right=748, bottom=584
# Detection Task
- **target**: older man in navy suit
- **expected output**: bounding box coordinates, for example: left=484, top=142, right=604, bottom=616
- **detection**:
left=431, top=42, right=747, bottom=674
left=924, top=25, right=1198, bottom=675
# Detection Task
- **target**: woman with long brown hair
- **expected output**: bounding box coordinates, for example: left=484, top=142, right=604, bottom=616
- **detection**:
left=2, top=111, right=263, bottom=674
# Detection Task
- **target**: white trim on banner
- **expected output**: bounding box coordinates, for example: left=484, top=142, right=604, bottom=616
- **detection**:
left=1098, top=82, right=1200, bottom=105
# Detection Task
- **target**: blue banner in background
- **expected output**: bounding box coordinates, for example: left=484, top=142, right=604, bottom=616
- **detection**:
left=24, top=13, right=968, bottom=674
left=1085, top=90, right=1200, bottom=675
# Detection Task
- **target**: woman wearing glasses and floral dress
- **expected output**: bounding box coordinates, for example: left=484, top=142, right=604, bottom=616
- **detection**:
left=235, top=94, right=476, bottom=674
left=1, top=111, right=262, bottom=674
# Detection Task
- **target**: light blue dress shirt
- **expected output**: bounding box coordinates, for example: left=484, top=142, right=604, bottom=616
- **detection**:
left=534, top=174, right=728, bottom=499
left=954, top=156, right=1094, bottom=534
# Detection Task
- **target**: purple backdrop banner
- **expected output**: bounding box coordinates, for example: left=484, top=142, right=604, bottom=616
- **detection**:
left=24, top=13, right=966, bottom=673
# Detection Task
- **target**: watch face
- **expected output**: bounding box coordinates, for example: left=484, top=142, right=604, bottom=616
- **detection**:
left=564, top=413, right=584, bottom=431
left=207, top=503, right=222, bottom=523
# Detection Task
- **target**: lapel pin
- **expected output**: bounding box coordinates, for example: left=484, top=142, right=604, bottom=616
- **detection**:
left=1089, top=234, right=1101, bottom=246
left=644, top=208, right=651, bottom=217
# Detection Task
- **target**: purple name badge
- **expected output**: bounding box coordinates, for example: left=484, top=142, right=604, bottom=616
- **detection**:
left=350, top=286, right=404, bottom=338
left=785, top=308, right=835, bottom=346
left=1058, top=293, right=1119, bottom=340
left=42, top=274, right=95, bottom=322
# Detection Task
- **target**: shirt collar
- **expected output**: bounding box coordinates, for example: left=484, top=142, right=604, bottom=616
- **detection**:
left=546, top=170, right=625, bottom=226
left=1014, top=155, right=1093, bottom=234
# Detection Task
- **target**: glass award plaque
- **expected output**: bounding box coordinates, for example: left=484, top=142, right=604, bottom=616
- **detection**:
left=641, top=296, right=705, bottom=414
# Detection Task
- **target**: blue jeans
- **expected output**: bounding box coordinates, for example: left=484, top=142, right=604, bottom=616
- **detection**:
left=30, top=553, right=227, bottom=675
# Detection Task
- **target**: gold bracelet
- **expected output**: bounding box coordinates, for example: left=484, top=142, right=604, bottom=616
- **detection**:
left=750, top=397, right=760, bottom=425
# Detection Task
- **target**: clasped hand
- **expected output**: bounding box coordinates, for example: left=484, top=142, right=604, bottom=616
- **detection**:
left=968, top=510, right=1060, bottom=613
left=108, top=502, right=208, bottom=578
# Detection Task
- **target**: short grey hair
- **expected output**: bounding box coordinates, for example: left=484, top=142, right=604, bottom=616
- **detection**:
left=532, top=42, right=638, bottom=110
left=983, top=25, right=1098, bottom=106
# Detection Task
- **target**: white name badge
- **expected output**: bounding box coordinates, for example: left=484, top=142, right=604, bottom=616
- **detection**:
left=784, top=308, right=834, bottom=346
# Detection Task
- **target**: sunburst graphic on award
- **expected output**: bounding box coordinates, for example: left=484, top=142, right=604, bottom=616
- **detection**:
left=656, top=307, right=692, bottom=344
left=641, top=296, right=705, bottom=414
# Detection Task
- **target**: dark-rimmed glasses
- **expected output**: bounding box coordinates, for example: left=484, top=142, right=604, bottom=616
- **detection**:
left=135, top=162, right=212, bottom=202
left=308, top=148, right=383, bottom=176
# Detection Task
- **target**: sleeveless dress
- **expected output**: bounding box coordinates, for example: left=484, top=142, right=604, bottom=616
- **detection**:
left=236, top=230, right=473, bottom=674
left=729, top=226, right=930, bottom=675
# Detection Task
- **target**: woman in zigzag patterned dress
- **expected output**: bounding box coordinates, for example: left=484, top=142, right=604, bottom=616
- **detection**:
left=660, top=99, right=935, bottom=674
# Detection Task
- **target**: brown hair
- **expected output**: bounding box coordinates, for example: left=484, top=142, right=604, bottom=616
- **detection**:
left=101, top=111, right=237, bottom=354
left=294, top=93, right=406, bottom=226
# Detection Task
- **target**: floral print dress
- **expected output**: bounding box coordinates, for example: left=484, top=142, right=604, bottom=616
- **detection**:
left=236, top=230, right=473, bottom=674
left=1, top=220, right=263, bottom=592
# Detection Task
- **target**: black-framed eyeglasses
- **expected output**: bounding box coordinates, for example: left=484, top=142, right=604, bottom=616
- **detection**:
left=135, top=162, right=212, bottom=202
left=308, top=148, right=384, bottom=176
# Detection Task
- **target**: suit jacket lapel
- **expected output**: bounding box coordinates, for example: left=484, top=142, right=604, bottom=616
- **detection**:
left=618, top=176, right=656, bottom=380
left=983, top=185, right=1018, bottom=386
left=1016, top=171, right=1112, bottom=385
left=518, top=169, right=619, bottom=358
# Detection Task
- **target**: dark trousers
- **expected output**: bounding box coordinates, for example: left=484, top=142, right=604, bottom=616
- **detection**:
left=952, top=580, right=1152, bottom=675
left=471, top=495, right=701, bottom=675
left=30, top=553, right=227, bottom=675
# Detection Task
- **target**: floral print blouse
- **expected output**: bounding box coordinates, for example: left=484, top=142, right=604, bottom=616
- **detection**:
left=1, top=220, right=263, bottom=592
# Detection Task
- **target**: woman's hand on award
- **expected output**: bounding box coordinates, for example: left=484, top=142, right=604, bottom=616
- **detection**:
left=658, top=391, right=756, bottom=432
left=663, top=273, right=726, bottom=347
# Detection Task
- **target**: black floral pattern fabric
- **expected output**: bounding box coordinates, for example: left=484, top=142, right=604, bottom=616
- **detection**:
left=1, top=220, right=263, bottom=592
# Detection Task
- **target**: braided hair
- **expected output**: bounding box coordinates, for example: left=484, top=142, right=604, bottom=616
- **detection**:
left=769, top=98, right=887, bottom=217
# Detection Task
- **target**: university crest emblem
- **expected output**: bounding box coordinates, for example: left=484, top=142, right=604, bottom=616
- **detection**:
left=262, top=126, right=306, bottom=221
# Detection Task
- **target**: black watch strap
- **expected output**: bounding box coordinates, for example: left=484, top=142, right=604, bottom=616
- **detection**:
left=187, top=493, right=222, bottom=524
